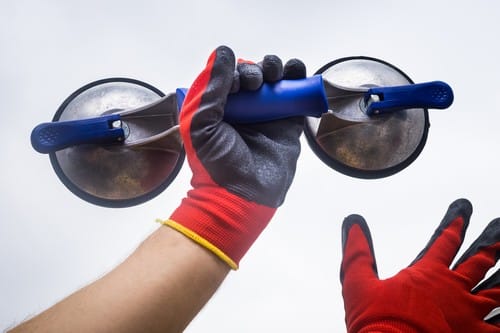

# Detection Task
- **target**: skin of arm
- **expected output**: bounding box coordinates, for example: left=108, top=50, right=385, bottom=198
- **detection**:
left=9, top=226, right=230, bottom=333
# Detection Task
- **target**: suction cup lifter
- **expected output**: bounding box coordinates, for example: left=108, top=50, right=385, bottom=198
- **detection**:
left=31, top=57, right=454, bottom=206
left=32, top=77, right=452, bottom=154
left=31, top=92, right=182, bottom=154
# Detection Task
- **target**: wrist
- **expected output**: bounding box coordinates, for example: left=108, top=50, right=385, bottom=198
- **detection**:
left=164, top=185, right=276, bottom=269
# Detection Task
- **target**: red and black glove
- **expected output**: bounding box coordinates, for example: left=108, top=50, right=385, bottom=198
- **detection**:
left=163, top=46, right=306, bottom=269
left=341, top=198, right=500, bottom=332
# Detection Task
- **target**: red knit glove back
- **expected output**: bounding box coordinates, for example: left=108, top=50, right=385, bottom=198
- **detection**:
left=341, top=199, right=500, bottom=333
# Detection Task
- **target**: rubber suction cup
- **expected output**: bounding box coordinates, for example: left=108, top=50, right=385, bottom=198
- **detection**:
left=304, top=56, right=430, bottom=179
left=49, top=78, right=184, bottom=207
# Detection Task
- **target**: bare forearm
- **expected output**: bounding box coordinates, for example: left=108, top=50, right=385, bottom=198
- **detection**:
left=10, top=226, right=230, bottom=333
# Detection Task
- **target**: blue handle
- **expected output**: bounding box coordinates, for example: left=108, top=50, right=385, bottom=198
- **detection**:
left=365, top=81, right=454, bottom=115
left=31, top=114, right=125, bottom=153
left=176, top=75, right=328, bottom=123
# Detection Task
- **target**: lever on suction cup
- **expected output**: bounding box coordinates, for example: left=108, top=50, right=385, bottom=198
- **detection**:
left=363, top=81, right=454, bottom=115
left=31, top=114, right=125, bottom=154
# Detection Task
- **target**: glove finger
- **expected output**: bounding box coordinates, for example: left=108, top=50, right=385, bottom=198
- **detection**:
left=472, top=270, right=500, bottom=329
left=456, top=218, right=500, bottom=288
left=237, top=60, right=263, bottom=91
left=484, top=306, right=500, bottom=326
left=260, top=55, right=283, bottom=83
left=340, top=214, right=379, bottom=284
left=474, top=282, right=500, bottom=313
left=410, top=198, right=472, bottom=267
left=230, top=70, right=240, bottom=94
left=181, top=45, right=235, bottom=132
left=283, top=58, right=306, bottom=80
left=473, top=269, right=500, bottom=294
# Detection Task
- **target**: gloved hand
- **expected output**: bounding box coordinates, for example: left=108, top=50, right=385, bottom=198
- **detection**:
left=163, top=46, right=306, bottom=269
left=341, top=198, right=500, bottom=333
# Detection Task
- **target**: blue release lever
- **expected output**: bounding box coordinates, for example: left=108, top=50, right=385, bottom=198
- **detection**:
left=31, top=114, right=125, bottom=154
left=365, top=81, right=454, bottom=116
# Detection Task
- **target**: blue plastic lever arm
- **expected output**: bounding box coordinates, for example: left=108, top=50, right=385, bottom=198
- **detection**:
left=175, top=75, right=329, bottom=123
left=31, top=114, right=125, bottom=154
left=365, top=81, right=454, bottom=115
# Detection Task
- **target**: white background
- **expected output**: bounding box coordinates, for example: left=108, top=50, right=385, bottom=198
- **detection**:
left=1, top=1, right=499, bottom=332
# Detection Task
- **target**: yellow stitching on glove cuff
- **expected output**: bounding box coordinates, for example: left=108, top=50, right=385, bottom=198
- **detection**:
left=159, top=219, right=238, bottom=270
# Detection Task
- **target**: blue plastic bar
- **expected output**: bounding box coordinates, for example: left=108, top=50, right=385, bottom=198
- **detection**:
left=365, top=81, right=454, bottom=115
left=31, top=114, right=124, bottom=154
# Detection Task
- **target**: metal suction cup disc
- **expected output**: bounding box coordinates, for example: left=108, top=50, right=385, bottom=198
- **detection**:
left=50, top=78, right=185, bottom=207
left=304, top=56, right=429, bottom=179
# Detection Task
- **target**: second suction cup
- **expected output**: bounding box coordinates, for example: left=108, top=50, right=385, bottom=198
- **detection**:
left=304, top=56, right=431, bottom=179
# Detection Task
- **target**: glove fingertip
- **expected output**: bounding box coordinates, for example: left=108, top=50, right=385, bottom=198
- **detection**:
left=214, top=45, right=236, bottom=67
left=342, top=214, right=373, bottom=252
left=237, top=62, right=263, bottom=91
left=262, top=54, right=284, bottom=82
left=448, top=198, right=473, bottom=220
left=283, top=58, right=307, bottom=79
left=206, top=45, right=237, bottom=94
left=436, top=198, right=473, bottom=236
left=340, top=214, right=379, bottom=282
left=441, top=197, right=473, bottom=234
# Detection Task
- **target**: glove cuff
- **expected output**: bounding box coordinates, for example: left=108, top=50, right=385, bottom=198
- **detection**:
left=356, top=320, right=430, bottom=333
left=353, top=318, right=451, bottom=333
left=163, top=186, right=276, bottom=269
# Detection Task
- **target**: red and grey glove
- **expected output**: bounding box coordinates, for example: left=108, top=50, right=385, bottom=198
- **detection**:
left=163, top=46, right=306, bottom=269
left=341, top=198, right=500, bottom=333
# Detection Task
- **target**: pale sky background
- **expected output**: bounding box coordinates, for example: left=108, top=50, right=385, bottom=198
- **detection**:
left=1, top=1, right=500, bottom=332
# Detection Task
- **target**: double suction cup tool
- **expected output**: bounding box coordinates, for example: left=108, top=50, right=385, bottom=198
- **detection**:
left=31, top=56, right=454, bottom=207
